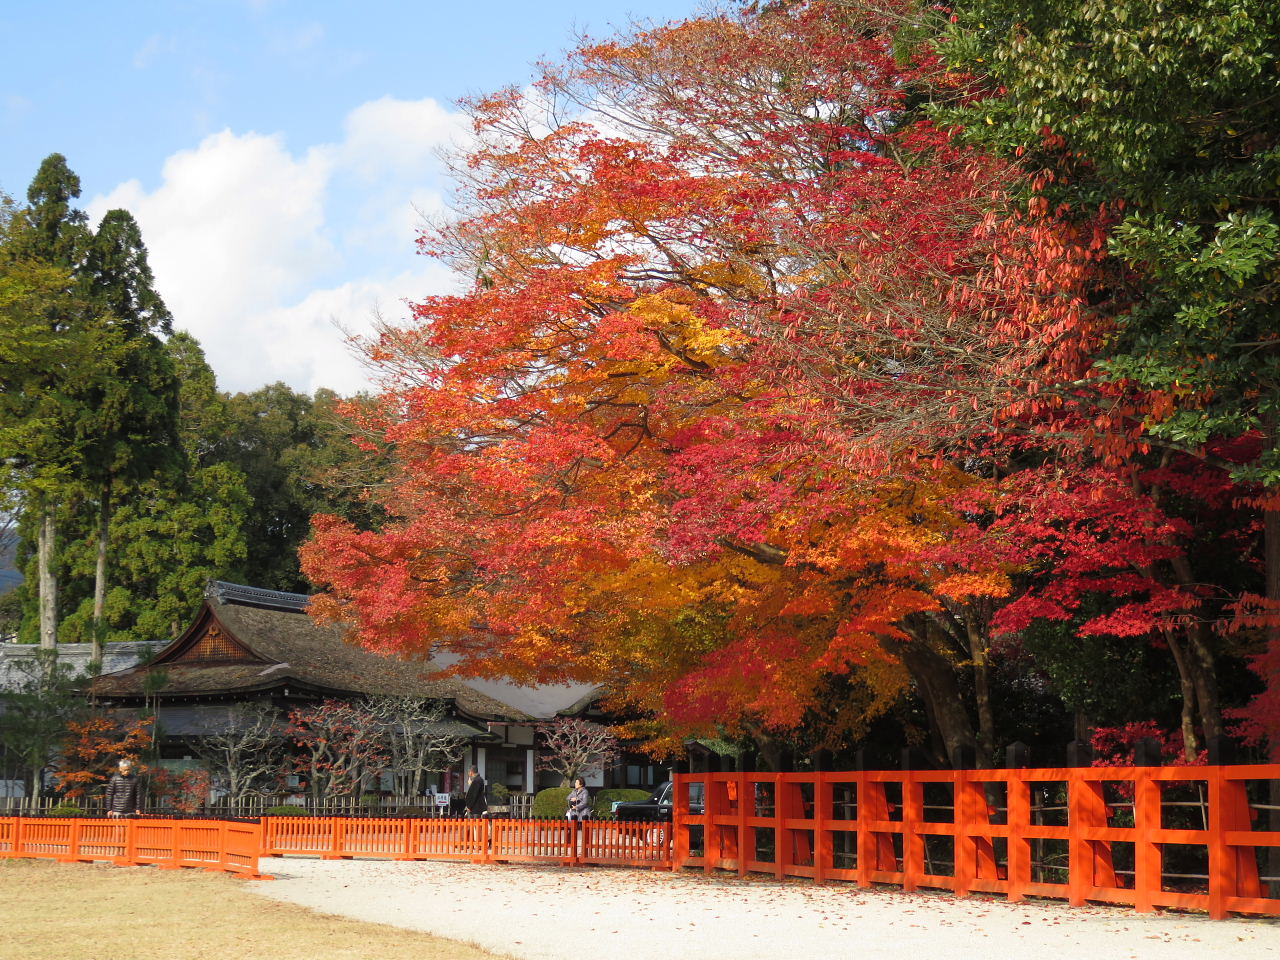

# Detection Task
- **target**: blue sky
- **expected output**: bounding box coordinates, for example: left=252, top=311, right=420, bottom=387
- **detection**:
left=1, top=0, right=703, bottom=394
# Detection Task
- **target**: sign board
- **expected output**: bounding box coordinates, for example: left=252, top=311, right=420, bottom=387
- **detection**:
left=434, top=793, right=450, bottom=808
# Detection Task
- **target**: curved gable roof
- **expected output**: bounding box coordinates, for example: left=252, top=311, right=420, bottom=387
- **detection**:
left=90, top=588, right=528, bottom=721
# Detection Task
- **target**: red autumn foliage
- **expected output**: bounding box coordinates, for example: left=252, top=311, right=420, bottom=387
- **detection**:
left=301, top=1, right=1275, bottom=762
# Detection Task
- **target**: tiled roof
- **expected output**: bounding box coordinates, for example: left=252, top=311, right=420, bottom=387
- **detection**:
left=88, top=587, right=529, bottom=721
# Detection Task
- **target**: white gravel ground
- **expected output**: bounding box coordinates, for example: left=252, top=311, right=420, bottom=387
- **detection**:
left=247, top=857, right=1280, bottom=960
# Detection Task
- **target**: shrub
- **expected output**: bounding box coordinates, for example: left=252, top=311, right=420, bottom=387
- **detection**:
left=395, top=806, right=432, bottom=817
left=592, top=788, right=650, bottom=819
left=263, top=804, right=311, bottom=816
left=532, top=787, right=572, bottom=819
left=49, top=803, right=84, bottom=817
left=490, top=782, right=510, bottom=801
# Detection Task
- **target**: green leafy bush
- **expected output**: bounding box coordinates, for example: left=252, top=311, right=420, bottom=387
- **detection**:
left=49, top=803, right=84, bottom=817
left=263, top=804, right=311, bottom=816
left=532, top=787, right=572, bottom=819
left=490, top=782, right=510, bottom=800
left=592, top=788, right=650, bottom=819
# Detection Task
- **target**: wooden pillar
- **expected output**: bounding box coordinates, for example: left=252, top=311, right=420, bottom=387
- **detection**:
left=901, top=772, right=924, bottom=892
left=1133, top=769, right=1161, bottom=913
left=1006, top=770, right=1032, bottom=903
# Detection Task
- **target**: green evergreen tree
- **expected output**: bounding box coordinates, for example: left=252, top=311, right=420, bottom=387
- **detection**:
left=57, top=333, right=249, bottom=643
left=75, top=209, right=182, bottom=662
left=216, top=384, right=384, bottom=592
left=0, top=156, right=95, bottom=649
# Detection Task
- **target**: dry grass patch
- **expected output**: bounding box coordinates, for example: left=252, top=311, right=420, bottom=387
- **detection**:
left=0, top=858, right=509, bottom=960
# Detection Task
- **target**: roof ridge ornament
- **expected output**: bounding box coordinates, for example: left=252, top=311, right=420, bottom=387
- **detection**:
left=204, top=580, right=311, bottom=612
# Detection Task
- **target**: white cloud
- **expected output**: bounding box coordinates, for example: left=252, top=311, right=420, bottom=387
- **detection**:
left=270, top=22, right=326, bottom=57
left=88, top=97, right=469, bottom=397
left=133, top=34, right=174, bottom=69
left=250, top=263, right=462, bottom=396
left=338, top=96, right=468, bottom=181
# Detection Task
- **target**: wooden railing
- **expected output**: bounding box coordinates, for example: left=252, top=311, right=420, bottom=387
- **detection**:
left=671, top=765, right=1280, bottom=920
left=261, top=816, right=671, bottom=868
left=0, top=816, right=266, bottom=879
left=8, top=762, right=1280, bottom=921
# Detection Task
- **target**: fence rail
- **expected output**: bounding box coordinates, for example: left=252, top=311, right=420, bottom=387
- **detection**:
left=672, top=765, right=1280, bottom=920
left=0, top=792, right=536, bottom=819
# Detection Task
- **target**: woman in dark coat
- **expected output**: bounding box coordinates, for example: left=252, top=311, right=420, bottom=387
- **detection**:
left=566, top=777, right=592, bottom=821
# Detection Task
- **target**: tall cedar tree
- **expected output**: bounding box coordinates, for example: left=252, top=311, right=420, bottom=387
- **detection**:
left=1, top=154, right=93, bottom=648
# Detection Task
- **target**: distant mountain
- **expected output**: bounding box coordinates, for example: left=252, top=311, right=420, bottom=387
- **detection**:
left=0, top=531, right=19, bottom=594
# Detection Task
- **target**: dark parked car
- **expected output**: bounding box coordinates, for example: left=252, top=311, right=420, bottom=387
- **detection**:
left=613, top=781, right=705, bottom=822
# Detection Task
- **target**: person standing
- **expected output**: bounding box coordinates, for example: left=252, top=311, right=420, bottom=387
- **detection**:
left=463, top=766, right=488, bottom=818
left=104, top=758, right=142, bottom=818
left=566, top=777, right=591, bottom=821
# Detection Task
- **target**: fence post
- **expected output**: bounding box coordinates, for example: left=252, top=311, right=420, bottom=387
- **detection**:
left=1207, top=765, right=1262, bottom=920
left=702, top=774, right=717, bottom=874
left=856, top=774, right=874, bottom=888
left=324, top=817, right=346, bottom=860
left=165, top=821, right=182, bottom=869
left=901, top=771, right=923, bottom=892
left=737, top=771, right=749, bottom=877
left=66, top=817, right=82, bottom=863
left=1005, top=769, right=1031, bottom=903
left=1207, top=766, right=1228, bottom=920
left=953, top=768, right=976, bottom=896
left=672, top=774, right=689, bottom=871
left=1133, top=768, right=1160, bottom=912
left=1066, top=769, right=1092, bottom=907
left=1068, top=769, right=1117, bottom=907
left=773, top=773, right=785, bottom=881
left=814, top=772, right=829, bottom=885
left=123, top=817, right=138, bottom=866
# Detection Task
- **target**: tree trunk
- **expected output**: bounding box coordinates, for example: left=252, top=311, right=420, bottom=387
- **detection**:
left=37, top=509, right=57, bottom=650
left=91, top=483, right=111, bottom=669
left=1263, top=454, right=1280, bottom=891
left=884, top=630, right=977, bottom=767
left=1185, top=619, right=1224, bottom=743
left=1267, top=504, right=1280, bottom=761
left=1168, top=556, right=1224, bottom=745
left=1074, top=708, right=1091, bottom=745
left=965, top=617, right=997, bottom=767
left=1165, top=629, right=1200, bottom=761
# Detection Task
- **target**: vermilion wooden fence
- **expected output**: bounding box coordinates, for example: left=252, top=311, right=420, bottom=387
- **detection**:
left=261, top=815, right=671, bottom=868
left=671, top=765, right=1280, bottom=920
left=0, top=816, right=265, bottom=879
left=5, top=763, right=1279, bottom=921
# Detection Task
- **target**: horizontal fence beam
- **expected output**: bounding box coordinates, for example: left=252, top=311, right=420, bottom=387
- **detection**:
left=672, top=764, right=1280, bottom=920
